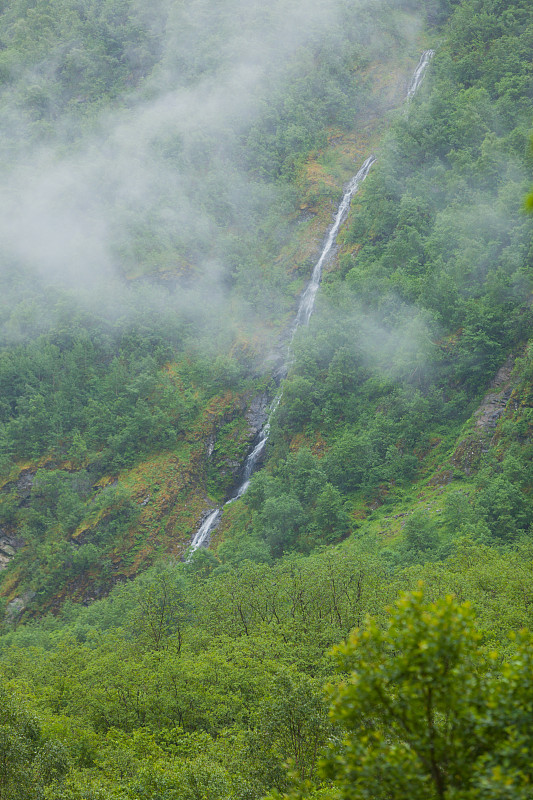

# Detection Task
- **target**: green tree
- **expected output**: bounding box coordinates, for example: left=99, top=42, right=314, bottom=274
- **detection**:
left=313, top=483, right=350, bottom=543
left=443, top=489, right=476, bottom=533
left=398, top=509, right=442, bottom=564
left=475, top=474, right=530, bottom=540
left=130, top=567, right=189, bottom=653
left=0, top=687, right=69, bottom=799
left=322, top=589, right=533, bottom=799
left=250, top=672, right=331, bottom=789
left=258, top=495, right=307, bottom=558
left=525, top=136, right=533, bottom=213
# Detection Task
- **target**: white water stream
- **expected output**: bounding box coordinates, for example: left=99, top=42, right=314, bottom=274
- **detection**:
left=407, top=49, right=435, bottom=99
left=187, top=50, right=434, bottom=557
left=293, top=154, right=376, bottom=330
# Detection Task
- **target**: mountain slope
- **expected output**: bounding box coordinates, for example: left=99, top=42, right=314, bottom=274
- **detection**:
left=0, top=0, right=438, bottom=616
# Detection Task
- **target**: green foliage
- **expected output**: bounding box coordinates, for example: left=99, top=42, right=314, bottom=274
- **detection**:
left=129, top=565, right=189, bottom=653
left=243, top=447, right=352, bottom=557
left=314, top=483, right=350, bottom=543
left=323, top=590, right=533, bottom=799
left=0, top=686, right=69, bottom=798
left=442, top=488, right=476, bottom=533
left=0, top=316, right=198, bottom=472
left=250, top=672, right=332, bottom=786
left=2, top=532, right=533, bottom=798
left=397, top=509, right=443, bottom=563
left=475, top=473, right=530, bottom=540
left=2, top=535, right=533, bottom=798
left=0, top=0, right=164, bottom=134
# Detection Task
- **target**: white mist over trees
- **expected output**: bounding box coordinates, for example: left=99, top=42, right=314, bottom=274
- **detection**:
left=0, top=0, right=424, bottom=317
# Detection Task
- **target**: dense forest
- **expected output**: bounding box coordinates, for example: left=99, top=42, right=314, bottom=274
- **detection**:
left=0, top=0, right=532, bottom=797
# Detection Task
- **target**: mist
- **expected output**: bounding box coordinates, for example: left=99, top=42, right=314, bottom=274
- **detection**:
left=0, top=0, right=425, bottom=352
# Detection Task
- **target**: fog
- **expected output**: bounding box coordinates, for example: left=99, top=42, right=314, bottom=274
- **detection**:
left=0, top=0, right=425, bottom=350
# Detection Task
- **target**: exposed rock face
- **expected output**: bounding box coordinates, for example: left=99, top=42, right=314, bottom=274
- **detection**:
left=5, top=590, right=35, bottom=625
left=451, top=355, right=517, bottom=476
left=205, top=431, right=216, bottom=458
left=244, top=392, right=269, bottom=435
left=0, top=543, right=14, bottom=570
left=16, top=469, right=35, bottom=501
left=1, top=468, right=35, bottom=500
left=474, top=355, right=515, bottom=431
left=0, top=470, right=34, bottom=569
left=451, top=435, right=487, bottom=476
left=428, top=469, right=454, bottom=487
left=0, top=532, right=25, bottom=570
left=0, top=528, right=24, bottom=569
left=205, top=391, right=270, bottom=484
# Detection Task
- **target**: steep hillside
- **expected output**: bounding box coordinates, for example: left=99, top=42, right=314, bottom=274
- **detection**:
left=0, top=2, right=533, bottom=797
left=214, top=0, right=533, bottom=567
left=0, top=0, right=437, bottom=616
left=1, top=0, right=532, bottom=618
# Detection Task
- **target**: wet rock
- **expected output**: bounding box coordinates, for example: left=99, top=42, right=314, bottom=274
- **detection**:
left=474, top=355, right=515, bottom=431
left=245, top=392, right=269, bottom=435
left=206, top=431, right=216, bottom=457
left=0, top=532, right=24, bottom=570
left=5, top=590, right=35, bottom=625
left=16, top=469, right=35, bottom=501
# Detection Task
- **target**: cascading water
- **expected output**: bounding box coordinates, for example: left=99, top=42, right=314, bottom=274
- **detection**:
left=407, top=50, right=434, bottom=99
left=187, top=50, right=435, bottom=557
left=186, top=160, right=374, bottom=557
left=293, top=155, right=376, bottom=330
left=187, top=391, right=282, bottom=558
left=188, top=508, right=221, bottom=551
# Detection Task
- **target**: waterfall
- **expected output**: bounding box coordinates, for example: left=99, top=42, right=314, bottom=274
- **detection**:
left=187, top=390, right=282, bottom=557
left=186, top=158, right=374, bottom=557
left=406, top=50, right=434, bottom=99
left=187, top=50, right=435, bottom=557
left=188, top=509, right=221, bottom=551
left=293, top=155, right=376, bottom=331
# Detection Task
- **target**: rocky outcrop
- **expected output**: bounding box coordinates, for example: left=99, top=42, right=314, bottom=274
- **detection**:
left=16, top=469, right=35, bottom=499
left=450, top=355, right=517, bottom=475
left=5, top=590, right=35, bottom=625
left=474, top=355, right=515, bottom=431
left=0, top=469, right=35, bottom=568
left=0, top=532, right=24, bottom=570
left=198, top=390, right=271, bottom=491
left=450, top=435, right=487, bottom=476
left=244, top=392, right=269, bottom=436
